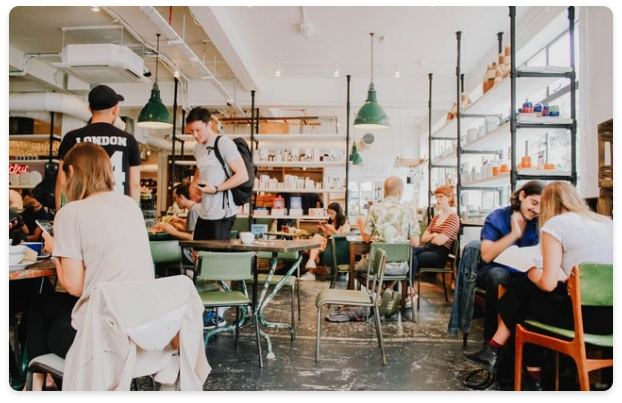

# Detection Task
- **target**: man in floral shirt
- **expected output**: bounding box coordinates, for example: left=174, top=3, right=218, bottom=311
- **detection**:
left=356, top=175, right=420, bottom=275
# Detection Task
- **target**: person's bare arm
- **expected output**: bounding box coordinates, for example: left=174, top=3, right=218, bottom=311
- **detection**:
left=189, top=169, right=202, bottom=203
left=528, top=232, right=562, bottom=292
left=128, top=165, right=141, bottom=204
left=480, top=211, right=525, bottom=263
left=55, top=257, right=85, bottom=297
left=357, top=215, right=372, bottom=243
left=55, top=160, right=65, bottom=210
left=222, top=157, right=248, bottom=189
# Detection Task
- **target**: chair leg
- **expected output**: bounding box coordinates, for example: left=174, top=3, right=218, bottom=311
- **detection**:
left=416, top=275, right=421, bottom=310
left=372, top=305, right=387, bottom=365
left=514, top=327, right=524, bottom=391
left=290, top=286, right=295, bottom=327
left=315, top=304, right=323, bottom=363
left=575, top=354, right=591, bottom=391
left=441, top=273, right=449, bottom=302
left=296, top=280, right=301, bottom=321
left=234, top=307, right=240, bottom=349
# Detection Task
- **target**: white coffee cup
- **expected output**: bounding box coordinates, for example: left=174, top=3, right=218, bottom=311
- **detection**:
left=239, top=232, right=255, bottom=244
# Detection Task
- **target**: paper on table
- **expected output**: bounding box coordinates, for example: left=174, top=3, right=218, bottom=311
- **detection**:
left=493, top=245, right=542, bottom=272
left=494, top=244, right=568, bottom=281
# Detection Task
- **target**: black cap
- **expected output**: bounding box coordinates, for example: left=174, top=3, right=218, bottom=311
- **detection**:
left=88, top=85, right=125, bottom=111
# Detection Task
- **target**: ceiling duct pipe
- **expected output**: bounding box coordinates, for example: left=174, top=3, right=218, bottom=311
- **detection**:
left=139, top=6, right=246, bottom=116
left=8, top=92, right=193, bottom=152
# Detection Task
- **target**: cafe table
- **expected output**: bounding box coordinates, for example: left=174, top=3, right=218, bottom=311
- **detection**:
left=265, top=230, right=311, bottom=240
left=9, top=257, right=56, bottom=390
left=346, top=235, right=371, bottom=290
left=180, top=238, right=321, bottom=359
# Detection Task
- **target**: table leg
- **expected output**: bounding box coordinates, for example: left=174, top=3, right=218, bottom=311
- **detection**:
left=256, top=252, right=302, bottom=341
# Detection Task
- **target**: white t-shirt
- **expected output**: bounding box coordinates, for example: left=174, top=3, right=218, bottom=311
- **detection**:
left=193, top=135, right=241, bottom=220
left=53, top=192, right=155, bottom=330
left=540, top=212, right=613, bottom=278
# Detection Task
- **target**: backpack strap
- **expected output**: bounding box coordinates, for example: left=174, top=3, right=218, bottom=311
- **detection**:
left=210, top=135, right=231, bottom=211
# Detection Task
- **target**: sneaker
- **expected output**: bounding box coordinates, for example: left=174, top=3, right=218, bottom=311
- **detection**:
left=305, top=260, right=317, bottom=269
left=204, top=310, right=226, bottom=329
left=404, top=292, right=418, bottom=308
left=386, top=291, right=402, bottom=316
left=298, top=271, right=316, bottom=281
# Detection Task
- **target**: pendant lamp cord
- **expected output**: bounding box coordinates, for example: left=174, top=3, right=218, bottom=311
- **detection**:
left=155, top=33, right=161, bottom=83
left=369, top=32, right=375, bottom=85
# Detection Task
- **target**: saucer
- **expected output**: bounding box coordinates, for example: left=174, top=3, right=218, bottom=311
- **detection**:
left=37, top=253, right=51, bottom=260
left=9, top=262, right=34, bottom=271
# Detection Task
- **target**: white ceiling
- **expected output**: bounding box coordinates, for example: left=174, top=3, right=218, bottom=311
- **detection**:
left=8, top=5, right=572, bottom=135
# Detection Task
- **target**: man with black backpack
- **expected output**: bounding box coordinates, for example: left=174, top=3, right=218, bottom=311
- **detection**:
left=187, top=107, right=249, bottom=241
left=186, top=107, right=251, bottom=329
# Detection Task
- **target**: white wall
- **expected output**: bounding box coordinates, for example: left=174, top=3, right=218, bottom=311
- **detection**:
left=578, top=6, right=614, bottom=198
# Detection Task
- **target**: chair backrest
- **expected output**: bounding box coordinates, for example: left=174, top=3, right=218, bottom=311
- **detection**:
left=447, top=238, right=460, bottom=268
left=328, top=235, right=350, bottom=266
left=370, top=242, right=411, bottom=264
left=195, top=251, right=256, bottom=282
left=368, top=248, right=388, bottom=305
left=319, top=234, right=350, bottom=268
left=150, top=240, right=182, bottom=264
left=368, top=242, right=412, bottom=279
left=62, top=275, right=209, bottom=390
left=572, top=262, right=613, bottom=308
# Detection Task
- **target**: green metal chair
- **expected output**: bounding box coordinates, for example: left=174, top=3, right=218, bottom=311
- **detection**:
left=328, top=236, right=351, bottom=289
left=356, top=242, right=414, bottom=322
left=316, top=247, right=388, bottom=365
left=149, top=240, right=183, bottom=278
left=416, top=239, right=459, bottom=310
left=193, top=251, right=263, bottom=367
left=514, top=262, right=613, bottom=391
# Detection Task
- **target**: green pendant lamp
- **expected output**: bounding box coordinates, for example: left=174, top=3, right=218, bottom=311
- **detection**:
left=349, top=142, right=363, bottom=165
left=137, top=34, right=173, bottom=129
left=354, top=33, right=389, bottom=130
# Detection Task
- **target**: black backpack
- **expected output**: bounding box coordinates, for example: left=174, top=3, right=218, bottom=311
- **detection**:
left=32, top=162, right=58, bottom=211
left=213, top=135, right=254, bottom=206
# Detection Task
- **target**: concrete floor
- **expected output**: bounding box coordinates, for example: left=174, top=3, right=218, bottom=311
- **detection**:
left=13, top=271, right=607, bottom=392
left=199, top=273, right=495, bottom=392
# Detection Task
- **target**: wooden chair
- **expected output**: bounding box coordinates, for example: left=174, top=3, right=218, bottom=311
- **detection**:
left=416, top=239, right=459, bottom=310
left=514, top=262, right=613, bottom=391
left=316, top=248, right=388, bottom=365
left=194, top=251, right=263, bottom=367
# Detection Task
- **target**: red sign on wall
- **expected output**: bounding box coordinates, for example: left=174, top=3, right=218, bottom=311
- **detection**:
left=8, top=163, right=31, bottom=174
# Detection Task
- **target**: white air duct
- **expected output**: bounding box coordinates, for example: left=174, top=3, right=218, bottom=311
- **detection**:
left=8, top=92, right=195, bottom=153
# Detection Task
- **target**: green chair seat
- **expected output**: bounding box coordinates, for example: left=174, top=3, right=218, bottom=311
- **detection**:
left=200, top=290, right=252, bottom=306
left=316, top=289, right=374, bottom=306
left=523, top=319, right=613, bottom=348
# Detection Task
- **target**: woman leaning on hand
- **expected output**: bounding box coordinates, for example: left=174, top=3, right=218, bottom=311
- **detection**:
left=26, top=142, right=154, bottom=391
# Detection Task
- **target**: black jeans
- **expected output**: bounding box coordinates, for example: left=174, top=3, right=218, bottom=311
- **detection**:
left=412, top=243, right=450, bottom=273
left=477, top=266, right=525, bottom=341
left=193, top=215, right=236, bottom=240
left=26, top=291, right=78, bottom=361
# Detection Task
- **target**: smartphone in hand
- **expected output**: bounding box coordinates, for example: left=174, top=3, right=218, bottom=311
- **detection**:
left=36, top=219, right=54, bottom=236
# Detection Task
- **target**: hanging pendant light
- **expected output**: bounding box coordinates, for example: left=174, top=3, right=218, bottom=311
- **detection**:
left=354, top=32, right=389, bottom=130
left=349, top=142, right=363, bottom=165
left=137, top=33, right=173, bottom=129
